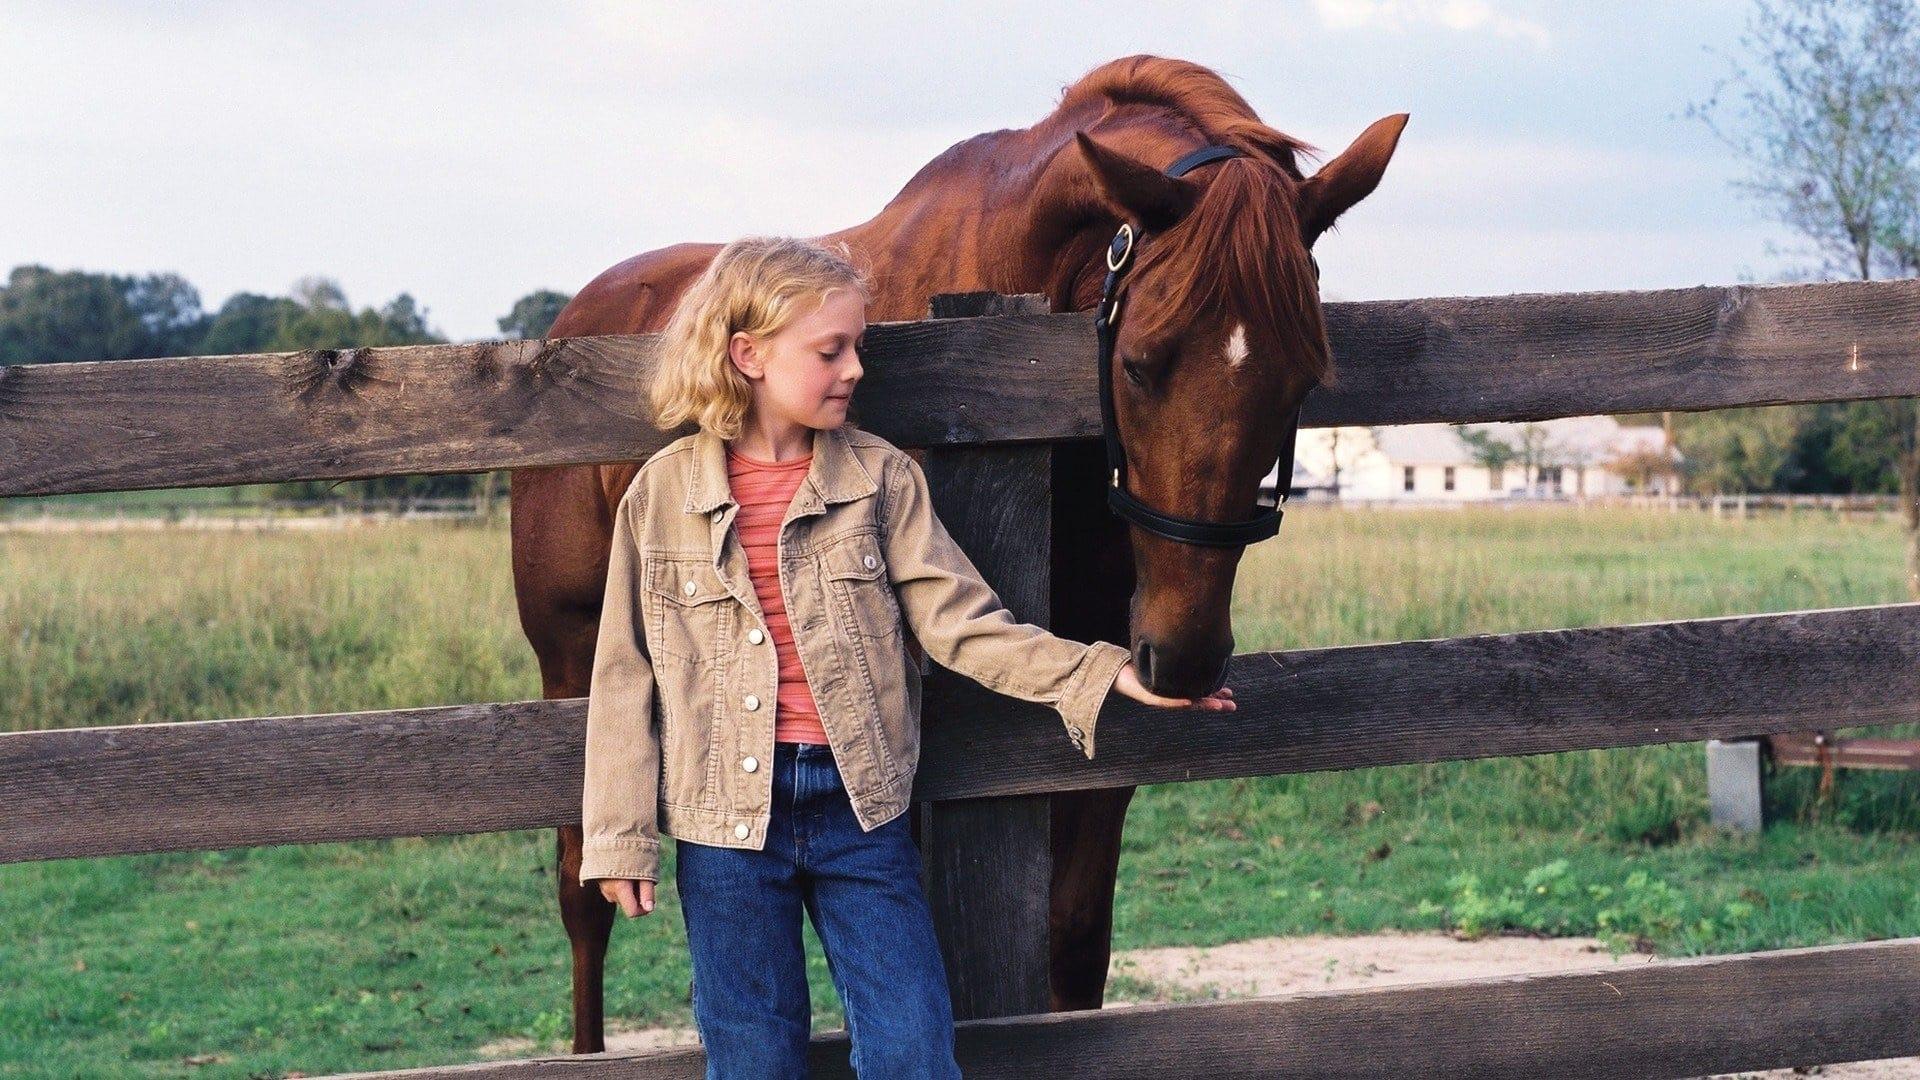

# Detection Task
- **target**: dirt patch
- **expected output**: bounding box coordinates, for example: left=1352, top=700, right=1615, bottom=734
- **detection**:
left=489, top=933, right=1918, bottom=1077
left=1106, top=928, right=1630, bottom=1001
left=479, top=1022, right=700, bottom=1060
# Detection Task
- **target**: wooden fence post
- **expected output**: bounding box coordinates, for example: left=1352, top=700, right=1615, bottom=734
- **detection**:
left=913, top=292, right=1057, bottom=1020
left=1707, top=737, right=1766, bottom=833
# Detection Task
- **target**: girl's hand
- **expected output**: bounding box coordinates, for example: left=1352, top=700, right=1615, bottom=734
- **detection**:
left=1111, top=661, right=1236, bottom=711
left=598, top=877, right=657, bottom=917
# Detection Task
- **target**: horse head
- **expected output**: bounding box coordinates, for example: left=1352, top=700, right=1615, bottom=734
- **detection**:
left=1062, top=95, right=1406, bottom=696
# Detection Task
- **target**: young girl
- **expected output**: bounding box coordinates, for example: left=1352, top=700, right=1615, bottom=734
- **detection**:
left=579, top=235, right=1235, bottom=1078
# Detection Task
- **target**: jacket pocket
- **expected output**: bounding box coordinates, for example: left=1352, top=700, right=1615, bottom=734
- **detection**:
left=644, top=557, right=728, bottom=811
left=644, top=558, right=733, bottom=664
left=821, top=531, right=904, bottom=644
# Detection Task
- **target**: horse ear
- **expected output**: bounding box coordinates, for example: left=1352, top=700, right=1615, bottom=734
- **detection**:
left=1297, top=113, right=1409, bottom=247
left=1074, top=131, right=1200, bottom=230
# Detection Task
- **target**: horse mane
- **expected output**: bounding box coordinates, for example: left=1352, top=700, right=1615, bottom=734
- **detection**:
left=1056, top=55, right=1320, bottom=180
left=1049, top=55, right=1335, bottom=386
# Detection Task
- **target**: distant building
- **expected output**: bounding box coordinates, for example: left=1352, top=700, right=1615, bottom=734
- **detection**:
left=1267, top=416, right=1680, bottom=502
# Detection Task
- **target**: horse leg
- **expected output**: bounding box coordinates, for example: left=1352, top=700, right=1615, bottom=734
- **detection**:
left=1047, top=784, right=1138, bottom=1010
left=510, top=463, right=626, bottom=1054
left=554, top=825, right=616, bottom=1052
left=1041, top=438, right=1140, bottom=1011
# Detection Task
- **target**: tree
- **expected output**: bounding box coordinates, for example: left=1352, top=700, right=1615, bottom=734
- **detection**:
left=270, top=277, right=444, bottom=352
left=1456, top=426, right=1519, bottom=491
left=1783, top=401, right=1902, bottom=493
left=124, top=272, right=207, bottom=356
left=290, top=275, right=349, bottom=312
left=1688, top=0, right=1920, bottom=280
left=1604, top=445, right=1682, bottom=494
left=1689, top=0, right=1920, bottom=592
left=1675, top=406, right=1800, bottom=494
left=1455, top=423, right=1577, bottom=495
left=1882, top=152, right=1920, bottom=275
left=497, top=289, right=572, bottom=339
left=198, top=292, right=300, bottom=355
left=0, top=265, right=210, bottom=364
left=372, top=293, right=435, bottom=343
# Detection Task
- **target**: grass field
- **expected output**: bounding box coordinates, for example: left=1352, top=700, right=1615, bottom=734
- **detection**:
left=3, top=504, right=1918, bottom=1077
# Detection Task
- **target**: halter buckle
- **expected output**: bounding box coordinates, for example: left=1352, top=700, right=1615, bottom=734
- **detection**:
left=1106, top=224, right=1135, bottom=272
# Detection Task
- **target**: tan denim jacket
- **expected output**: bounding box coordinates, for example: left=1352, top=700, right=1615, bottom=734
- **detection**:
left=578, top=422, right=1133, bottom=883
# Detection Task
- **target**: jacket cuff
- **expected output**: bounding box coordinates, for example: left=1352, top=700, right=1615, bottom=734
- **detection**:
left=1057, top=640, right=1132, bottom=760
left=579, top=837, right=660, bottom=884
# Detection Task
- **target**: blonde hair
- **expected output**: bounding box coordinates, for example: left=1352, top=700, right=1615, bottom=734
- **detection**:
left=650, top=235, right=873, bottom=441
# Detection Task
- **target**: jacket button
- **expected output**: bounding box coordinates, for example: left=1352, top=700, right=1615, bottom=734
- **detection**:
left=733, top=823, right=749, bottom=839
left=747, top=628, right=765, bottom=645
left=863, top=554, right=877, bottom=569
left=744, top=694, right=760, bottom=710
left=742, top=756, right=758, bottom=772
left=683, top=580, right=697, bottom=596
left=712, top=509, right=724, bottom=522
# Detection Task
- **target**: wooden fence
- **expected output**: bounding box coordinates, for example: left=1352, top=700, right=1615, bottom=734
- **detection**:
left=6, top=278, right=1920, bottom=1076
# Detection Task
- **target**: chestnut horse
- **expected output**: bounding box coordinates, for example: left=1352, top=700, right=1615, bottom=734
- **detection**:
left=513, top=54, right=1405, bottom=1052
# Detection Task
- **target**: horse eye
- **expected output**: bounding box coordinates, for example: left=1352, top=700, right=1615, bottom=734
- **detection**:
left=1121, top=357, right=1147, bottom=388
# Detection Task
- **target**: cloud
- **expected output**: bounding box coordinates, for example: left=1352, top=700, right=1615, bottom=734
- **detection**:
left=1312, top=0, right=1553, bottom=48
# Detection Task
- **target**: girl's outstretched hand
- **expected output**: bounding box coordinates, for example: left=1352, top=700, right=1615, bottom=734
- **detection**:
left=598, top=877, right=657, bottom=917
left=1111, top=661, right=1236, bottom=711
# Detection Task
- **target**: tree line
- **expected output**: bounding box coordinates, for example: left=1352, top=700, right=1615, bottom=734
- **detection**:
left=0, top=264, right=571, bottom=504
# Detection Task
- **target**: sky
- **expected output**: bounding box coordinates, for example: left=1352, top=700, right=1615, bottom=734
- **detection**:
left=1, top=0, right=1801, bottom=343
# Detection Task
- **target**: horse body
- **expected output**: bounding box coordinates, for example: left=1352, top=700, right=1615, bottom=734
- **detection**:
left=513, top=54, right=1404, bottom=1051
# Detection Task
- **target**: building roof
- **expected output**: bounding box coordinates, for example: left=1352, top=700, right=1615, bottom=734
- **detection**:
left=1319, top=415, right=1678, bottom=468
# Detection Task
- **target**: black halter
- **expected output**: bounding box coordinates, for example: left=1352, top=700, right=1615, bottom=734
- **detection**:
left=1093, top=143, right=1318, bottom=548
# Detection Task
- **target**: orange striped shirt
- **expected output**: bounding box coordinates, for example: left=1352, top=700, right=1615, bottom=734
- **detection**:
left=726, top=443, right=830, bottom=745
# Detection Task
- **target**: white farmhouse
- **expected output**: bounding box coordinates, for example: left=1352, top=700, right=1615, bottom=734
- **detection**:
left=1272, top=416, right=1679, bottom=502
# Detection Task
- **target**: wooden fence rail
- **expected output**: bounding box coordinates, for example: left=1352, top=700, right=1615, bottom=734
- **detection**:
left=5, top=279, right=1919, bottom=497
left=8, top=602, right=1916, bottom=865
left=322, top=937, right=1920, bottom=1080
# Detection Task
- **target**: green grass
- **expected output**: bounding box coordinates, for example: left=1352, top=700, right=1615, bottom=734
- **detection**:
left=3, top=505, right=1918, bottom=1077
left=0, top=485, right=282, bottom=517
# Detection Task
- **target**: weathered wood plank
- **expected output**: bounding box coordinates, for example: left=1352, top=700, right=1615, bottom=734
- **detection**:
left=7, top=603, right=1917, bottom=864
left=2, top=700, right=580, bottom=862
left=314, top=936, right=1920, bottom=1079
left=923, top=599, right=1920, bottom=802
left=916, top=291, right=1056, bottom=1020
left=6, top=279, right=1918, bottom=496
left=1308, top=278, right=1920, bottom=427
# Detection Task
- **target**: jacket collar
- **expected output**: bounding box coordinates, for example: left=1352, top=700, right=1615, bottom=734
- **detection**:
left=683, top=421, right=879, bottom=515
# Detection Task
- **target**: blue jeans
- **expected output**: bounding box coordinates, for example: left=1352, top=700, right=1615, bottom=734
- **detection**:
left=676, top=740, right=963, bottom=1079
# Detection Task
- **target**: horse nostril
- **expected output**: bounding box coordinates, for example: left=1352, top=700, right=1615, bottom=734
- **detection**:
left=1134, top=640, right=1154, bottom=687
